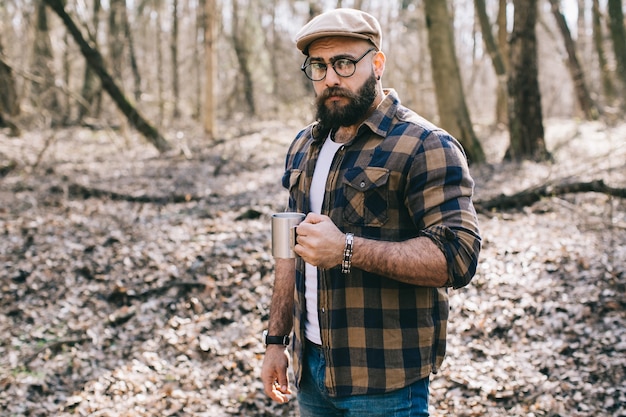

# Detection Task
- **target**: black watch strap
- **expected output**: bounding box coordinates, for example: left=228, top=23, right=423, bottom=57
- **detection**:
left=263, top=330, right=290, bottom=346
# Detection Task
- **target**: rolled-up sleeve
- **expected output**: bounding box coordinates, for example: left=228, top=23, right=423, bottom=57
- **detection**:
left=408, top=130, right=481, bottom=289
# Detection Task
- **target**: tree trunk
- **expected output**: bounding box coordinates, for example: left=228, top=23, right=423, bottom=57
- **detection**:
left=423, top=0, right=485, bottom=164
left=32, top=1, right=61, bottom=122
left=78, top=0, right=102, bottom=123
left=269, top=0, right=279, bottom=99
left=497, top=0, right=509, bottom=68
left=124, top=7, right=141, bottom=102
left=43, top=0, right=171, bottom=152
left=496, top=0, right=509, bottom=125
left=232, top=0, right=256, bottom=115
left=203, top=0, right=217, bottom=138
left=548, top=0, right=598, bottom=120
left=193, top=0, right=206, bottom=121
left=0, top=34, right=20, bottom=135
left=592, top=0, right=615, bottom=103
left=506, top=0, right=549, bottom=161
left=155, top=9, right=165, bottom=125
left=62, top=33, right=71, bottom=124
left=171, top=0, right=180, bottom=118
left=607, top=0, right=626, bottom=96
left=108, top=0, right=124, bottom=78
left=577, top=0, right=589, bottom=69
left=474, top=0, right=508, bottom=126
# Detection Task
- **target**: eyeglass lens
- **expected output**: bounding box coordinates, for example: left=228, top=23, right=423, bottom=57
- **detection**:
left=302, top=48, right=375, bottom=81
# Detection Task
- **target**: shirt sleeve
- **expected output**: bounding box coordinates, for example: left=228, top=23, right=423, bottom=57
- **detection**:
left=407, top=129, right=481, bottom=289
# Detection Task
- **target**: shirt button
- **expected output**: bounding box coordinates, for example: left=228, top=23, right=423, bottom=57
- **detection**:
left=360, top=181, right=366, bottom=188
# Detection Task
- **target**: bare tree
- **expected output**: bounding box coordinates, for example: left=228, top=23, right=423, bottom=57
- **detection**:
left=108, top=0, right=124, bottom=78
left=592, top=0, right=615, bottom=104
left=204, top=0, right=217, bottom=138
left=231, top=0, right=256, bottom=115
left=171, top=0, right=180, bottom=118
left=506, top=0, right=549, bottom=161
left=474, top=0, right=508, bottom=126
left=193, top=0, right=206, bottom=121
left=43, top=0, right=171, bottom=152
left=496, top=0, right=509, bottom=125
left=548, top=0, right=598, bottom=120
left=155, top=6, right=165, bottom=124
left=125, top=5, right=142, bottom=102
left=607, top=0, right=626, bottom=99
left=0, top=33, right=20, bottom=135
left=78, top=0, right=103, bottom=122
left=31, top=1, right=61, bottom=122
left=423, top=0, right=485, bottom=163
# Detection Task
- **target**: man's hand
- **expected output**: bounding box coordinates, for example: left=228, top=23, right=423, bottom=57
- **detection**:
left=261, top=345, right=292, bottom=403
left=294, top=213, right=345, bottom=269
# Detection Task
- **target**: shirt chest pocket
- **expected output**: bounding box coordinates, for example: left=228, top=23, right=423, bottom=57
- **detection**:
left=342, top=167, right=390, bottom=227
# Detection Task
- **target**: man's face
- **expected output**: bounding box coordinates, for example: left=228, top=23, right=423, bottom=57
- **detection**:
left=307, top=38, right=380, bottom=131
left=315, top=71, right=377, bottom=130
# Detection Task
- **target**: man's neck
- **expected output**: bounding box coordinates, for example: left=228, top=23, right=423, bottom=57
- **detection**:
left=332, top=126, right=358, bottom=143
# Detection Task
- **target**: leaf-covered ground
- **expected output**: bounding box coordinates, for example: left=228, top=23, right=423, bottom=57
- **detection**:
left=0, top=119, right=624, bottom=417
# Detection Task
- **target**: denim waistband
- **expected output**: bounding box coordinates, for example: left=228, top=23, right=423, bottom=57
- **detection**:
left=305, top=339, right=323, bottom=350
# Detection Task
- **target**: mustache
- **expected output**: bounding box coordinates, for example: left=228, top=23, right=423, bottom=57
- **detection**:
left=317, top=87, right=357, bottom=101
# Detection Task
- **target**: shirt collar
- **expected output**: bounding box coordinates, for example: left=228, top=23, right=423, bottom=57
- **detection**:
left=362, top=88, right=399, bottom=139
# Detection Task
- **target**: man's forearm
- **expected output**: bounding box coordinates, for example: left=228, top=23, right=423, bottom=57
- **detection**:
left=267, top=258, right=296, bottom=334
left=351, top=236, right=448, bottom=287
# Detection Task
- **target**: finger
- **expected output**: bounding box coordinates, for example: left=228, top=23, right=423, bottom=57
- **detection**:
left=266, top=379, right=292, bottom=403
left=304, top=212, right=324, bottom=224
left=270, top=385, right=290, bottom=403
left=276, top=369, right=291, bottom=395
left=263, top=377, right=285, bottom=403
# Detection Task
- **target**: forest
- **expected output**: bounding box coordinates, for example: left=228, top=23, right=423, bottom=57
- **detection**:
left=0, top=0, right=625, bottom=416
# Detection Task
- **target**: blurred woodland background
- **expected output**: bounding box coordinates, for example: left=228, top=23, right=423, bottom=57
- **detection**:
left=1, top=1, right=625, bottom=416
left=0, top=0, right=625, bottom=157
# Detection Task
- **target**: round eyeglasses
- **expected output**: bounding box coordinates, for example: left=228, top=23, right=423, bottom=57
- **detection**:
left=301, top=48, right=376, bottom=81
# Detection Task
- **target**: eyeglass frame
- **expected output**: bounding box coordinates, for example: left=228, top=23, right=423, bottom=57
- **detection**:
left=300, top=47, right=377, bottom=81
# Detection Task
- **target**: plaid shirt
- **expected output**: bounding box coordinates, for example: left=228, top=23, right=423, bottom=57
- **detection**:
left=283, top=89, right=481, bottom=397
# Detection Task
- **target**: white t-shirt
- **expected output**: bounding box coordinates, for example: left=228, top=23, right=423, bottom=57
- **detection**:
left=305, top=134, right=343, bottom=345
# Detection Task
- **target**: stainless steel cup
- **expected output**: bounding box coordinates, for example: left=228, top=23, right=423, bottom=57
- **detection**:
left=271, top=212, right=306, bottom=258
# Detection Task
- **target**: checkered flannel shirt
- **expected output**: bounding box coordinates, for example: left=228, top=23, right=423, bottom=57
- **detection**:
left=283, top=89, right=481, bottom=397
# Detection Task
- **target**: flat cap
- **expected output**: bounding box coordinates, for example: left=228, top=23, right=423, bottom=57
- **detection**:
left=295, top=8, right=382, bottom=55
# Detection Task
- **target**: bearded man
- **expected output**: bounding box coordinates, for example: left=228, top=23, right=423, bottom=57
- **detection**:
left=261, top=8, right=482, bottom=417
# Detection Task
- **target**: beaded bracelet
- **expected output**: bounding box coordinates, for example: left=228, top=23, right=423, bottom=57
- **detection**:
left=341, top=233, right=354, bottom=274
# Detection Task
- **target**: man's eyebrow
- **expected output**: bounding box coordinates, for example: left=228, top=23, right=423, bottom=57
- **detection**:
left=309, top=53, right=355, bottom=63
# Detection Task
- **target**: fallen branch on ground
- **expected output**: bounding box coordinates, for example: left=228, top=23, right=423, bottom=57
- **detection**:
left=106, top=281, right=207, bottom=306
left=67, top=182, right=201, bottom=204
left=24, top=337, right=90, bottom=368
left=475, top=179, right=626, bottom=212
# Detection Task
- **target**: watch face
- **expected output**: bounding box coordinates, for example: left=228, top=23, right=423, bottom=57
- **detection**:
left=262, top=330, right=268, bottom=345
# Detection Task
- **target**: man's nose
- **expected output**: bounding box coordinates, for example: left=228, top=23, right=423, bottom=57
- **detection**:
left=324, top=66, right=341, bottom=86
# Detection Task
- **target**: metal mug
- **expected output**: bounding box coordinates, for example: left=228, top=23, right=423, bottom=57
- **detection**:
left=271, top=212, right=306, bottom=258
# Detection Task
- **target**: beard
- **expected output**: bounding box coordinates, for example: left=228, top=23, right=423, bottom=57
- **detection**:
left=315, top=71, right=378, bottom=133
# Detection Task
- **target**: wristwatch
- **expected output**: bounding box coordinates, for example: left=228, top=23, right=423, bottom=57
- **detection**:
left=262, top=330, right=290, bottom=346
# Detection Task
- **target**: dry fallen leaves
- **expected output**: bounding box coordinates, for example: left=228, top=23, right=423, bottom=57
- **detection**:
left=1, top=120, right=625, bottom=416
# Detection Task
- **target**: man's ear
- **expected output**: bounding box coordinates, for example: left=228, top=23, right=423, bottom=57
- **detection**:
left=373, top=51, right=386, bottom=79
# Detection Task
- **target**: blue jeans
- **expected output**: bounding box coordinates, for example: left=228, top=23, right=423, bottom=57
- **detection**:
left=297, top=341, right=430, bottom=417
